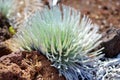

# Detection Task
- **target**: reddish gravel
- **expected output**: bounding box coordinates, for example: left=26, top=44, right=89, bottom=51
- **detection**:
left=61, top=0, right=120, bottom=32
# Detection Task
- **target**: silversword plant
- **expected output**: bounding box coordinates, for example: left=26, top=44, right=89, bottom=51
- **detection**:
left=0, top=0, right=15, bottom=17
left=14, top=5, right=103, bottom=80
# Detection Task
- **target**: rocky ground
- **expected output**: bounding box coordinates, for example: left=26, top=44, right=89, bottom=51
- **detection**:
left=0, top=51, right=65, bottom=80
left=0, top=0, right=120, bottom=80
left=62, top=0, right=120, bottom=32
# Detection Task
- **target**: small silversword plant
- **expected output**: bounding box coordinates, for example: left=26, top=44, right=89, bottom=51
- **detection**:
left=96, top=58, right=120, bottom=80
left=14, top=5, right=103, bottom=80
left=0, top=0, right=14, bottom=17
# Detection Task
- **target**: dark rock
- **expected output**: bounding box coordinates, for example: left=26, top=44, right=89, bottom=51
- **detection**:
left=101, top=27, right=120, bottom=57
left=0, top=42, right=11, bottom=57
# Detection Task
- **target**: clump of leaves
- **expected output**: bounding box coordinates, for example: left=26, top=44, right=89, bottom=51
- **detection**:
left=14, top=5, right=103, bottom=80
left=8, top=26, right=16, bottom=35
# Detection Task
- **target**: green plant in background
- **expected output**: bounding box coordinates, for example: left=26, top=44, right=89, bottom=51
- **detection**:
left=9, top=26, right=16, bottom=35
left=14, top=5, right=103, bottom=80
left=0, top=0, right=14, bottom=17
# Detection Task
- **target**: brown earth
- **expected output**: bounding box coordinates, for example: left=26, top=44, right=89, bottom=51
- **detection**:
left=0, top=51, right=65, bottom=80
left=61, top=0, right=120, bottom=32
